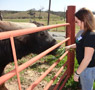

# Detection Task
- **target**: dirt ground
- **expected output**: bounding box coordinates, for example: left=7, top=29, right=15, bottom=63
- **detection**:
left=5, top=65, right=48, bottom=90
left=5, top=62, right=58, bottom=90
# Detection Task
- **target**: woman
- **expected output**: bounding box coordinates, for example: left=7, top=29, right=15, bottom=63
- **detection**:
left=66, top=8, right=95, bottom=90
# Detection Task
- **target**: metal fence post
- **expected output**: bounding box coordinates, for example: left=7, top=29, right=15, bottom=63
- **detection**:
left=66, top=6, right=76, bottom=77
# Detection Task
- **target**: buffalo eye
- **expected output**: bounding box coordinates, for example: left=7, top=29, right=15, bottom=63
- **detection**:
left=40, top=32, right=45, bottom=36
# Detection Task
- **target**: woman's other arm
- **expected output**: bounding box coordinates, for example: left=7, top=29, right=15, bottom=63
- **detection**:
left=74, top=47, right=94, bottom=82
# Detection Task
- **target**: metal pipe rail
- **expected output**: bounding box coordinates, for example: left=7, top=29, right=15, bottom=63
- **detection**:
left=0, top=23, right=69, bottom=40
left=43, top=61, right=67, bottom=90
left=53, top=70, right=68, bottom=90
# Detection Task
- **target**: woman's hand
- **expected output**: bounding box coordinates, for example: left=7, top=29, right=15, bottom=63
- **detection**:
left=74, top=72, right=79, bottom=82
left=65, top=44, right=76, bottom=51
left=65, top=46, right=71, bottom=50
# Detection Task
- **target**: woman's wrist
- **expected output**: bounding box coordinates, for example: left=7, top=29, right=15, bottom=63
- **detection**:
left=75, top=71, right=80, bottom=77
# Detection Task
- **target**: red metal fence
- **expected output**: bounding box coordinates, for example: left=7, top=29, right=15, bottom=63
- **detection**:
left=0, top=6, right=75, bottom=90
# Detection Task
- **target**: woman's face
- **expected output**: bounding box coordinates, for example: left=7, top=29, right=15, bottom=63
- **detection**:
left=75, top=16, right=84, bottom=30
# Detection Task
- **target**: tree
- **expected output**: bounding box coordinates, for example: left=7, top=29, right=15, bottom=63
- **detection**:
left=63, top=7, right=66, bottom=21
left=28, top=8, right=36, bottom=20
left=38, top=7, right=44, bottom=19
left=0, top=11, right=3, bottom=21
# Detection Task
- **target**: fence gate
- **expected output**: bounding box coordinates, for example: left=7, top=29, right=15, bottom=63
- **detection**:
left=0, top=6, right=75, bottom=90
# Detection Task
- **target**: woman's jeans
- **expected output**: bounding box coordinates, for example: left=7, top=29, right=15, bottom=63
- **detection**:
left=80, top=67, right=95, bottom=90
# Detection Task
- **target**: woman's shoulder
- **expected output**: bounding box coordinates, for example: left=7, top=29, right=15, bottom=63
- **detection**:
left=86, top=31, right=95, bottom=38
left=83, top=31, right=95, bottom=47
left=89, top=31, right=95, bottom=35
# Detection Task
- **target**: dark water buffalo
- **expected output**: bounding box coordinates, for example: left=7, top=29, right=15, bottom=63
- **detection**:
left=0, top=21, right=57, bottom=77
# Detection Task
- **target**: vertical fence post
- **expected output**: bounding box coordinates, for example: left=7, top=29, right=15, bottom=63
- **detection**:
left=10, top=37, right=22, bottom=90
left=66, top=6, right=76, bottom=77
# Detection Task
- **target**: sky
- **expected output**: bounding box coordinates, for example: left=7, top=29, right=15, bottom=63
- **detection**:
left=0, top=0, right=95, bottom=12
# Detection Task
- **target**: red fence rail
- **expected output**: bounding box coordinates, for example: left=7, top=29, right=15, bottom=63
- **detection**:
left=0, top=6, right=75, bottom=90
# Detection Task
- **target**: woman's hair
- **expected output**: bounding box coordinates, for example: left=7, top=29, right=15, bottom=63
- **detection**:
left=75, top=8, right=95, bottom=32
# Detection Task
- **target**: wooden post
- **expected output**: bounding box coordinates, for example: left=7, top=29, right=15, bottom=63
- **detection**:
left=47, top=0, right=51, bottom=25
left=66, top=6, right=76, bottom=77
